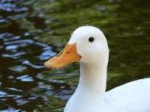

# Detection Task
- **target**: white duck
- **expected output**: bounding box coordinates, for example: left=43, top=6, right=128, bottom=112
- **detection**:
left=44, top=26, right=150, bottom=112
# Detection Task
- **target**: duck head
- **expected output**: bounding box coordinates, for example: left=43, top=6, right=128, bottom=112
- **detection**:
left=44, top=26, right=109, bottom=69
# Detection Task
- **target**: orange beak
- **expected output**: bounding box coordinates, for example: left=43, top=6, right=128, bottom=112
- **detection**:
left=44, top=43, right=81, bottom=69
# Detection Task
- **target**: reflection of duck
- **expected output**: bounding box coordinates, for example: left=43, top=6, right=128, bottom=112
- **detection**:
left=44, top=26, right=150, bottom=112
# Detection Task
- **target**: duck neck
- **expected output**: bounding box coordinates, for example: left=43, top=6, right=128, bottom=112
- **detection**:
left=77, top=62, right=107, bottom=96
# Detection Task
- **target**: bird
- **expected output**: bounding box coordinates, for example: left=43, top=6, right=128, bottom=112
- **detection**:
left=44, top=26, right=150, bottom=112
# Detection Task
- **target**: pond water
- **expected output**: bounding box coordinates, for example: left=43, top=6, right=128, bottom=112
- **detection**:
left=0, top=0, right=149, bottom=111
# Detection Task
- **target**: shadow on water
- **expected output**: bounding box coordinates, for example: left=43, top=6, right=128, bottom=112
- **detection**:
left=0, top=0, right=150, bottom=111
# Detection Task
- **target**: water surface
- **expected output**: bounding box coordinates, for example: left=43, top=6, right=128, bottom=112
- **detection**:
left=0, top=0, right=149, bottom=111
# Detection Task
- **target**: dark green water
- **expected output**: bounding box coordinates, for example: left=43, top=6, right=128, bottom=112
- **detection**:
left=0, top=0, right=149, bottom=111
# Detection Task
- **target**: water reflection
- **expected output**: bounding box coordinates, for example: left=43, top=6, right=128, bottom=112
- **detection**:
left=0, top=0, right=150, bottom=111
left=0, top=0, right=55, bottom=111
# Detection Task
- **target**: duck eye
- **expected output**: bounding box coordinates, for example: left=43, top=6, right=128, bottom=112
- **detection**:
left=88, top=37, right=94, bottom=42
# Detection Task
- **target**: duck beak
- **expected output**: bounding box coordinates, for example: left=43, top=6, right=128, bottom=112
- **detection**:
left=44, top=43, right=81, bottom=69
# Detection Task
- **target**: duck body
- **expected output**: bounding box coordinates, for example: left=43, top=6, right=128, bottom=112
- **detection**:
left=107, top=78, right=150, bottom=112
left=65, top=75, right=150, bottom=112
left=44, top=26, right=150, bottom=112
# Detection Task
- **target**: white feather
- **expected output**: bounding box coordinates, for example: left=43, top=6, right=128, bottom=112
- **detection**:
left=64, top=26, right=150, bottom=112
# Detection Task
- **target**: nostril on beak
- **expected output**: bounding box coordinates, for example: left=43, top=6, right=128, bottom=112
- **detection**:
left=66, top=51, right=70, bottom=54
